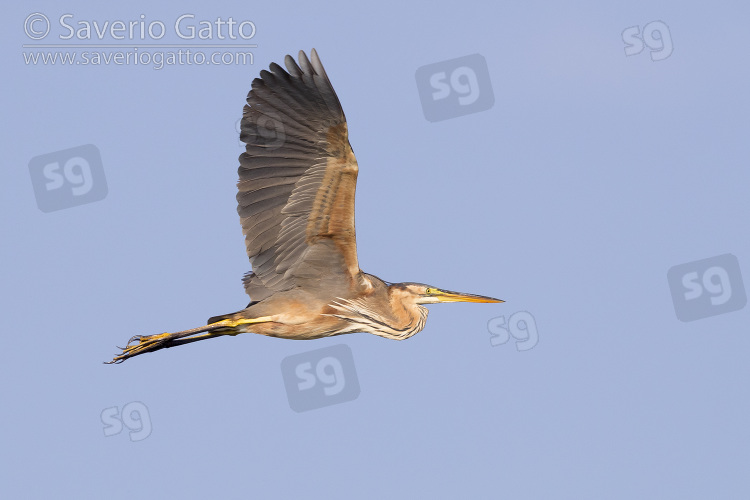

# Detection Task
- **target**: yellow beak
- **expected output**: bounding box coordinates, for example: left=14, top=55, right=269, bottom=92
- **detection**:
left=433, top=289, right=504, bottom=303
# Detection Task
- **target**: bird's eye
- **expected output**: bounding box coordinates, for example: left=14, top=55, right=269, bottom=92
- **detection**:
left=425, top=288, right=433, bottom=294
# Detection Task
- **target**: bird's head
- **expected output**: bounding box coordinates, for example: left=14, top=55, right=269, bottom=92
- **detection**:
left=390, top=283, right=503, bottom=305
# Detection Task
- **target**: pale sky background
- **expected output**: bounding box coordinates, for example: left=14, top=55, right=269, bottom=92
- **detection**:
left=2, top=1, right=749, bottom=498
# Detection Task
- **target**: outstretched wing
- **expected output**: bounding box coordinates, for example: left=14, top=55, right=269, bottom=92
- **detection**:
left=237, top=49, right=360, bottom=301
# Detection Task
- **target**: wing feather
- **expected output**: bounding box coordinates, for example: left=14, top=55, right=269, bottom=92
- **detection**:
left=237, top=49, right=360, bottom=301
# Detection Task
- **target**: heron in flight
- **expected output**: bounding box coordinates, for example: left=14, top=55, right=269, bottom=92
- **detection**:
left=108, top=49, right=501, bottom=364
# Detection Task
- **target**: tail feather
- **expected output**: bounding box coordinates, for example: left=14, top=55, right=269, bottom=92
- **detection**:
left=206, top=301, right=259, bottom=325
left=206, top=313, right=234, bottom=325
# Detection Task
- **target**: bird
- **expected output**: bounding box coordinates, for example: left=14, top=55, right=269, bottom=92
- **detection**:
left=108, top=49, right=502, bottom=364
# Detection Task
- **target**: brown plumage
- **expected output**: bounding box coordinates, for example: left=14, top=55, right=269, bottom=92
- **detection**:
left=108, top=49, right=501, bottom=364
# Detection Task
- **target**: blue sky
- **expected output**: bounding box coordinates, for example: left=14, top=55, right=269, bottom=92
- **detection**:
left=2, top=1, right=749, bottom=498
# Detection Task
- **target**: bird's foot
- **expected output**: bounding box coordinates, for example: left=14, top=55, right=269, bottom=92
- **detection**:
left=106, top=332, right=172, bottom=364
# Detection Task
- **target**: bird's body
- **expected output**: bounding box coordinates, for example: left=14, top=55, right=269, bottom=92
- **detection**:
left=207, top=274, right=428, bottom=341
left=109, top=49, right=501, bottom=364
